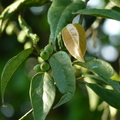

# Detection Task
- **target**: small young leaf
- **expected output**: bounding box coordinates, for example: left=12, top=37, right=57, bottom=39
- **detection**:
left=49, top=51, right=76, bottom=108
left=30, top=72, right=55, bottom=120
left=62, top=23, right=86, bottom=62
left=1, top=48, right=33, bottom=104
left=86, top=82, right=120, bottom=109
left=74, top=9, right=120, bottom=21
left=48, top=0, right=85, bottom=50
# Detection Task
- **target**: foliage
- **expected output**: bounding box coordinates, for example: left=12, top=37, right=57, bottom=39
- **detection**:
left=0, top=0, right=120, bottom=120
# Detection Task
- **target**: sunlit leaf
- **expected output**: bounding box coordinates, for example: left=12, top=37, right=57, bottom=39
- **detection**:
left=86, top=59, right=114, bottom=79
left=74, top=9, right=120, bottom=21
left=86, top=59, right=120, bottom=92
left=1, top=48, right=33, bottom=104
left=85, top=74, right=107, bottom=85
left=110, top=0, right=120, bottom=7
left=111, top=72, right=120, bottom=81
left=30, top=72, right=55, bottom=120
left=49, top=51, right=76, bottom=108
left=74, top=59, right=120, bottom=92
left=74, top=59, right=114, bottom=78
left=62, top=23, right=86, bottom=62
left=86, top=59, right=120, bottom=91
left=86, top=82, right=120, bottom=109
left=48, top=0, right=85, bottom=50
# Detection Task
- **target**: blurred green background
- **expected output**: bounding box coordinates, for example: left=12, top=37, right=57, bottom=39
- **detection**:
left=0, top=0, right=120, bottom=120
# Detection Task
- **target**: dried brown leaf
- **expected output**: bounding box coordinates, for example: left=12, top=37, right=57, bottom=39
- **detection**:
left=62, top=23, right=86, bottom=62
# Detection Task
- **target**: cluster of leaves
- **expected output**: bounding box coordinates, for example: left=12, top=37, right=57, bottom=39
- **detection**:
left=0, top=0, right=120, bottom=120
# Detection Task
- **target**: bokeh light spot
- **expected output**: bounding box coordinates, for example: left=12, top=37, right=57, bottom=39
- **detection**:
left=101, top=45, right=118, bottom=62
left=1, top=103, right=14, bottom=118
left=102, top=19, right=120, bottom=36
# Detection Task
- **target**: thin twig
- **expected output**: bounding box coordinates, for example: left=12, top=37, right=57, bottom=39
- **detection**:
left=86, top=2, right=116, bottom=38
left=18, top=109, right=33, bottom=120
left=76, top=76, right=85, bottom=81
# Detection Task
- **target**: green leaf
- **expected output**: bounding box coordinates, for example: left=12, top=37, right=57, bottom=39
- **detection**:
left=30, top=72, right=55, bottom=120
left=86, top=59, right=114, bottom=79
left=73, top=59, right=114, bottom=79
left=84, top=56, right=96, bottom=62
left=73, top=60, right=88, bottom=68
left=86, top=59, right=120, bottom=92
left=49, top=51, right=76, bottom=108
left=74, top=9, right=120, bottom=21
left=86, top=82, right=120, bottom=109
left=1, top=48, right=33, bottom=104
left=0, top=0, right=49, bottom=34
left=85, top=74, right=107, bottom=85
left=110, top=0, right=120, bottom=7
left=74, top=59, right=120, bottom=92
left=48, top=0, right=85, bottom=50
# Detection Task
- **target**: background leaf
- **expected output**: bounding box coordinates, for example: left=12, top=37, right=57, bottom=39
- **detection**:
left=1, top=48, right=33, bottom=104
left=62, top=23, right=86, bottom=62
left=74, top=9, right=120, bottom=21
left=0, top=0, right=49, bottom=34
left=18, top=15, right=40, bottom=43
left=30, top=72, right=55, bottom=120
left=48, top=0, right=85, bottom=50
left=49, top=51, right=76, bottom=108
left=86, top=82, right=120, bottom=109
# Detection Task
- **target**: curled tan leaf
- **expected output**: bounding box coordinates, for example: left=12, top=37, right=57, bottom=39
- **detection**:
left=62, top=23, right=86, bottom=62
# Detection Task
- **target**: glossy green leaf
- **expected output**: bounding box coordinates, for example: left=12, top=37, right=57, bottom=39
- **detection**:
left=0, top=0, right=49, bottom=34
left=74, top=59, right=120, bottom=92
left=48, top=0, right=85, bottom=50
left=86, top=59, right=120, bottom=92
left=74, top=59, right=114, bottom=79
left=110, top=0, right=120, bottom=7
left=49, top=51, right=76, bottom=108
left=30, top=72, right=55, bottom=120
left=74, top=9, right=120, bottom=21
left=62, top=23, right=86, bottom=62
left=1, top=48, right=33, bottom=104
left=86, top=59, right=114, bottom=79
left=86, top=82, right=120, bottom=109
